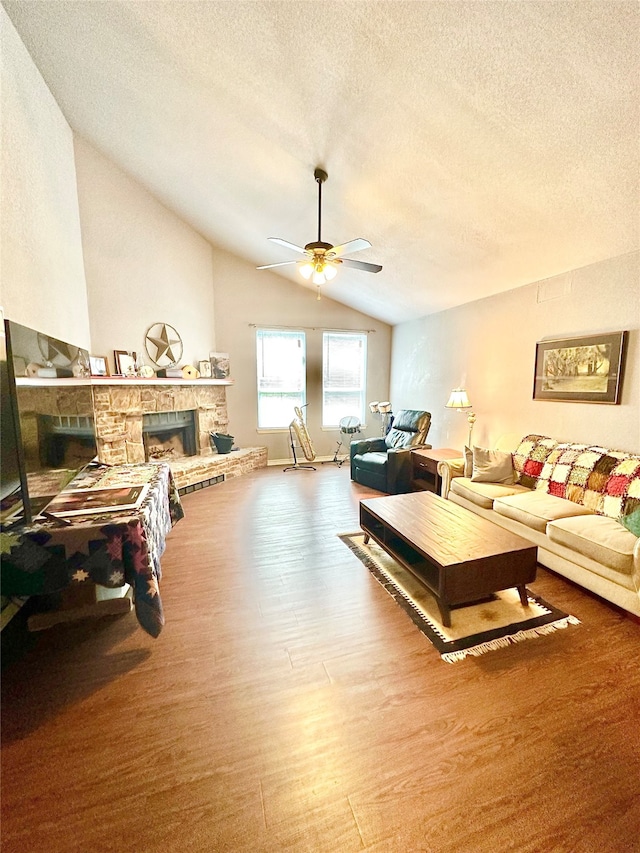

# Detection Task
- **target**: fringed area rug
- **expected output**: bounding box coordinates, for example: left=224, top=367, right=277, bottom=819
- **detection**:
left=339, top=532, right=580, bottom=663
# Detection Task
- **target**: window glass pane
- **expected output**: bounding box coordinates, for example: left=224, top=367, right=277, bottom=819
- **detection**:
left=257, top=330, right=306, bottom=428
left=322, top=332, right=367, bottom=427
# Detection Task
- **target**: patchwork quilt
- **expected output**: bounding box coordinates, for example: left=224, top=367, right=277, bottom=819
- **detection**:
left=512, top=434, right=640, bottom=522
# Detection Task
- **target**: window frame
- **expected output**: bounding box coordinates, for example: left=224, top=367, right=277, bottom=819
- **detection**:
left=256, top=328, right=307, bottom=431
left=321, top=331, right=368, bottom=429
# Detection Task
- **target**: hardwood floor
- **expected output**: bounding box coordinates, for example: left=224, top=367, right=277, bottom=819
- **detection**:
left=2, top=465, right=639, bottom=853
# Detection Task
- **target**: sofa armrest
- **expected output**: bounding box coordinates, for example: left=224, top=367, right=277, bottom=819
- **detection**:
left=437, top=457, right=465, bottom=498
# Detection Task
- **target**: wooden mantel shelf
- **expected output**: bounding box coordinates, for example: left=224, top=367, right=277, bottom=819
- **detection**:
left=16, top=377, right=235, bottom=388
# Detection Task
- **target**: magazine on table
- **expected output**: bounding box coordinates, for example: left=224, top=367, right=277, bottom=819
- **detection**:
left=42, top=484, right=150, bottom=518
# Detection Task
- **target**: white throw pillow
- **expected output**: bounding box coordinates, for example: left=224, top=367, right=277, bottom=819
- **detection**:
left=471, top=446, right=515, bottom=484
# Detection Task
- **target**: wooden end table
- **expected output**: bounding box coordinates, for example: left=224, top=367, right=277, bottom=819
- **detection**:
left=411, top=447, right=462, bottom=495
left=360, top=491, right=537, bottom=628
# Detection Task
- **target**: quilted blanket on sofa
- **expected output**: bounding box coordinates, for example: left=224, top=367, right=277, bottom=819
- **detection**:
left=512, top=434, right=640, bottom=521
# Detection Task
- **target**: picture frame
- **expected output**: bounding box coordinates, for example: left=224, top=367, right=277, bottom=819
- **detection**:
left=209, top=352, right=230, bottom=379
left=89, top=355, right=109, bottom=377
left=533, top=331, right=627, bottom=404
left=114, top=350, right=137, bottom=376
left=198, top=359, right=212, bottom=378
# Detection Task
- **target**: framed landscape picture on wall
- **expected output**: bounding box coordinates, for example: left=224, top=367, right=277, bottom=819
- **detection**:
left=533, top=331, right=627, bottom=404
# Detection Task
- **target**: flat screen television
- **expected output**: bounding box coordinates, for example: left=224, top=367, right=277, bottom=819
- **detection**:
left=0, top=319, right=97, bottom=526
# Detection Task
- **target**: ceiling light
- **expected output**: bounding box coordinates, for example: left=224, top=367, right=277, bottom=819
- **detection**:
left=323, top=263, right=338, bottom=281
left=299, top=261, right=314, bottom=280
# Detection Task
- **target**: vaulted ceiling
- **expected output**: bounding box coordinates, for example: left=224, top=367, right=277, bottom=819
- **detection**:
left=4, top=1, right=639, bottom=324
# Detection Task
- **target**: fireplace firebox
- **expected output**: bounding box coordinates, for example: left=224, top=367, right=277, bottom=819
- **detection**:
left=142, top=410, right=196, bottom=462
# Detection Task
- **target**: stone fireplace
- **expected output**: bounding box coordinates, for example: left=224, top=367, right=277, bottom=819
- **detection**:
left=92, top=382, right=228, bottom=465
left=15, top=378, right=268, bottom=492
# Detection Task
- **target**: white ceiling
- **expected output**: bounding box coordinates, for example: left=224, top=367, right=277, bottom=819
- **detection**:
left=4, top=1, right=639, bottom=325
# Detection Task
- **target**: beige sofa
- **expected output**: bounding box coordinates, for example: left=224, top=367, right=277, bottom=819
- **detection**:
left=438, top=434, right=640, bottom=618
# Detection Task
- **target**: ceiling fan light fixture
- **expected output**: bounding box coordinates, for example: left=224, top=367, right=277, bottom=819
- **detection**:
left=258, top=167, right=382, bottom=281
left=323, top=262, right=338, bottom=281
left=299, top=261, right=314, bottom=280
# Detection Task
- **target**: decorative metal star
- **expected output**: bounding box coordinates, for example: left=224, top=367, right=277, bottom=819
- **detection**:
left=145, top=323, right=183, bottom=367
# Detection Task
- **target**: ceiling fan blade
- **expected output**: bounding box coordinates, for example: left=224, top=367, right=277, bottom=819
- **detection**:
left=330, top=238, right=372, bottom=257
left=340, top=257, right=383, bottom=274
left=256, top=260, right=299, bottom=270
left=268, top=237, right=308, bottom=255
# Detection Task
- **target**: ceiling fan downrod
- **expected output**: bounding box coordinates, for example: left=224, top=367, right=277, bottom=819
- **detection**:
left=313, top=168, right=328, bottom=248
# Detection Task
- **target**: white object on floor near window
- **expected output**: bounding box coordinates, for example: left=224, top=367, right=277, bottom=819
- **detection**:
left=322, top=331, right=367, bottom=428
left=256, top=329, right=306, bottom=429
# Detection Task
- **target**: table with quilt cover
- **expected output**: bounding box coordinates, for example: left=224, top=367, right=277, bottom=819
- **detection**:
left=0, top=462, right=184, bottom=638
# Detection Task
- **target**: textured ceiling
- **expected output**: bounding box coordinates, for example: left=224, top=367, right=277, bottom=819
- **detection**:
left=3, top=1, right=639, bottom=324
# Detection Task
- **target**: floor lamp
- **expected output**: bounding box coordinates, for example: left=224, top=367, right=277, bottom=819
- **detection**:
left=445, top=388, right=476, bottom=448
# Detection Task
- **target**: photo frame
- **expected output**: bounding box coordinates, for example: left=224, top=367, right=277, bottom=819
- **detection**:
left=89, top=355, right=109, bottom=377
left=198, top=359, right=212, bottom=378
left=209, top=352, right=230, bottom=379
left=533, top=331, right=627, bottom=404
left=114, top=350, right=137, bottom=376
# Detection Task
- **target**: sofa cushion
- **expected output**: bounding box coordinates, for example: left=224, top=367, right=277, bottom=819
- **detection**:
left=547, top=515, right=636, bottom=574
left=450, top=477, right=530, bottom=510
left=494, top=491, right=594, bottom=532
left=471, top=447, right=515, bottom=484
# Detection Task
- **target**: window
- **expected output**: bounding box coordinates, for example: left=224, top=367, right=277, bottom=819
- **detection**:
left=322, top=332, right=367, bottom=427
left=256, top=329, right=306, bottom=429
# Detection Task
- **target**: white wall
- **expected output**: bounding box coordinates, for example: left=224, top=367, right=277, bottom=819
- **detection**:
left=391, top=252, right=640, bottom=454
left=74, top=137, right=216, bottom=375
left=212, top=248, right=392, bottom=460
left=0, top=7, right=90, bottom=346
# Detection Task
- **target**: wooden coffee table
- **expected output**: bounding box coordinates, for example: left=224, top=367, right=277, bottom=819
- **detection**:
left=360, top=491, right=537, bottom=627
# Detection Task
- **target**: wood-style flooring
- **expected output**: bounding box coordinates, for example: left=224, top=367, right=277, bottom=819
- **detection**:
left=2, top=465, right=639, bottom=853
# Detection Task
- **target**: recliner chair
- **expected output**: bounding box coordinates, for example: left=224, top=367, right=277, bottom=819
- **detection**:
left=350, top=409, right=432, bottom=494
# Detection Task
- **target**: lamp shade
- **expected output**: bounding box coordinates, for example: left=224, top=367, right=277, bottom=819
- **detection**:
left=299, top=261, right=314, bottom=280
left=445, top=388, right=472, bottom=409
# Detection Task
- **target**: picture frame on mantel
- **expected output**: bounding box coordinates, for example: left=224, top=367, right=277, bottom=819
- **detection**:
left=114, top=350, right=137, bottom=377
left=198, top=359, right=212, bottom=378
left=533, top=331, right=627, bottom=404
left=209, top=352, right=230, bottom=379
left=89, top=355, right=109, bottom=377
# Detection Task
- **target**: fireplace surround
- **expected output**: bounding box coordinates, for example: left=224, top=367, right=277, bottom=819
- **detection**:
left=14, top=377, right=267, bottom=492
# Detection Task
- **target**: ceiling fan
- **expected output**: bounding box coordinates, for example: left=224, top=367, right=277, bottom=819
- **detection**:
left=257, top=168, right=382, bottom=293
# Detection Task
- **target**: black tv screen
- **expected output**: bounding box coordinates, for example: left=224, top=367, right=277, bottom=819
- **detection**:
left=1, top=320, right=97, bottom=526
